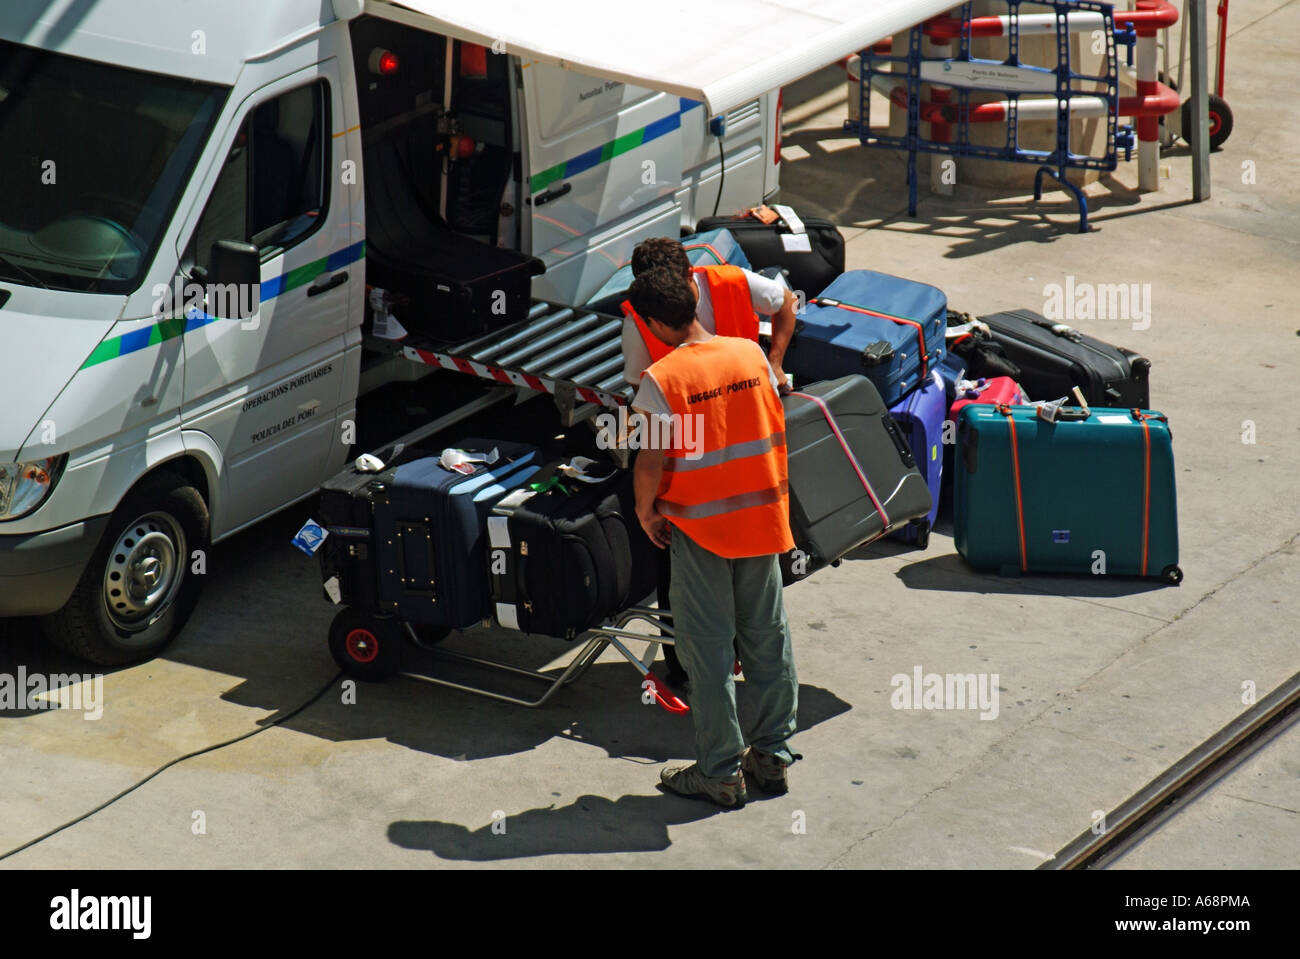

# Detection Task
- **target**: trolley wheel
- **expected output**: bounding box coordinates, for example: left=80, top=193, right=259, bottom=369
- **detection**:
left=1181, top=94, right=1234, bottom=150
left=329, top=608, right=400, bottom=681
left=913, top=520, right=931, bottom=550
left=1161, top=564, right=1184, bottom=586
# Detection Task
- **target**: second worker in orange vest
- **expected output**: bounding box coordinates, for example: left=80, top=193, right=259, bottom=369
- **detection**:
left=620, top=237, right=798, bottom=390
left=630, top=265, right=800, bottom=809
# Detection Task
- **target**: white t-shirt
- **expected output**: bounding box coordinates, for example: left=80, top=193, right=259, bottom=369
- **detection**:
left=632, top=337, right=782, bottom=422
left=621, top=267, right=787, bottom=385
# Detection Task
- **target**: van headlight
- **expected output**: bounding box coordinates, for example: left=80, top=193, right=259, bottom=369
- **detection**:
left=0, top=456, right=67, bottom=520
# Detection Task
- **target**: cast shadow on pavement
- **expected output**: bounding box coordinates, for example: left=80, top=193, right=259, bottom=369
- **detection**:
left=388, top=790, right=766, bottom=861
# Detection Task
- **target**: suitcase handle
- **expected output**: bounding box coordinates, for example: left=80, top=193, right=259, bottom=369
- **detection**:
left=881, top=413, right=916, bottom=469
left=1054, top=407, right=1091, bottom=422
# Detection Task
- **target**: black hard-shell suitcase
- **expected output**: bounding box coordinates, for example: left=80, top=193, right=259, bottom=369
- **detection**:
left=979, top=309, right=1151, bottom=408
left=779, top=375, right=933, bottom=585
left=486, top=461, right=658, bottom=639
left=319, top=467, right=388, bottom=611
left=695, top=208, right=845, bottom=298
left=318, top=444, right=440, bottom=611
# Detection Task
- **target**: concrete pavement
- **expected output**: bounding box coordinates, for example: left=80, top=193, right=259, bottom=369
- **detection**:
left=2, top=0, right=1296, bottom=869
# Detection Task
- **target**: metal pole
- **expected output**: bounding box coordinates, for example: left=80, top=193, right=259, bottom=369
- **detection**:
left=1187, top=0, right=1211, bottom=199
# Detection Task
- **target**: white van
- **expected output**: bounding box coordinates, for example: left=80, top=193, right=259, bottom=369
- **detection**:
left=0, top=0, right=948, bottom=664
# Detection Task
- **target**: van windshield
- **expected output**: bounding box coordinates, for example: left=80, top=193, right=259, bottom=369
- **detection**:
left=0, top=39, right=227, bottom=294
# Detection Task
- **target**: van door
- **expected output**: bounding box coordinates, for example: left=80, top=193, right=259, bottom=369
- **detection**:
left=179, top=60, right=361, bottom=539
left=520, top=61, right=686, bottom=305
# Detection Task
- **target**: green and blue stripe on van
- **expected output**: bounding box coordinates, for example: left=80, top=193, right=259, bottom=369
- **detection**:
left=79, top=240, right=366, bottom=370
left=528, top=97, right=704, bottom=194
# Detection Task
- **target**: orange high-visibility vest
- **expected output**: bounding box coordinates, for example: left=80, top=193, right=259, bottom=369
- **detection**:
left=622, top=265, right=760, bottom=364
left=647, top=337, right=793, bottom=559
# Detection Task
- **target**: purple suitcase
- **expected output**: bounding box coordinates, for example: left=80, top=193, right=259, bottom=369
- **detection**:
left=887, top=370, right=946, bottom=547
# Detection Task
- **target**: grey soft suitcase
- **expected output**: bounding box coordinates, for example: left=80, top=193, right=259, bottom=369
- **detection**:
left=780, top=375, right=932, bottom=584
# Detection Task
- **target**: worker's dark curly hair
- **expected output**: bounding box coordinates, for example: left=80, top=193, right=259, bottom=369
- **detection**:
left=628, top=267, right=697, bottom=331
left=630, top=237, right=691, bottom=279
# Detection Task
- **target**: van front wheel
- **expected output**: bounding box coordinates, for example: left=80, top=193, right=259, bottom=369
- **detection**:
left=42, top=473, right=210, bottom=666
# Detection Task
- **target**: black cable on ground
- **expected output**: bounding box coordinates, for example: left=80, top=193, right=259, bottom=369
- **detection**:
left=0, top=670, right=343, bottom=862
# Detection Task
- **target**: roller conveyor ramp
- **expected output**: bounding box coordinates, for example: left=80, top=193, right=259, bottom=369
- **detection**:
left=395, top=300, right=634, bottom=428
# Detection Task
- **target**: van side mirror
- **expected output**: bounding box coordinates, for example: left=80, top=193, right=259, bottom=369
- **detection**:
left=207, top=240, right=261, bottom=319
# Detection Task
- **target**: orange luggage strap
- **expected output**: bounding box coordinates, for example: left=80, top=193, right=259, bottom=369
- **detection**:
left=1130, top=410, right=1167, bottom=577
left=810, top=297, right=932, bottom=377
left=995, top=404, right=1028, bottom=572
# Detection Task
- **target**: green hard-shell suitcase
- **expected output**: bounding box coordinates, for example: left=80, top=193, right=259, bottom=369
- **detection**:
left=954, top=403, right=1181, bottom=583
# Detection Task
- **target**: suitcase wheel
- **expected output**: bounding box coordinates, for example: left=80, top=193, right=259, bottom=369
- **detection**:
left=913, top=520, right=930, bottom=550
left=329, top=608, right=401, bottom=681
left=1161, top=564, right=1184, bottom=586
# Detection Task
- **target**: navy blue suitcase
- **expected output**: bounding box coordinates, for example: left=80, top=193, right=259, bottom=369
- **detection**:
left=372, top=439, right=542, bottom=628
left=887, top=369, right=946, bottom=547
left=784, top=270, right=947, bottom=406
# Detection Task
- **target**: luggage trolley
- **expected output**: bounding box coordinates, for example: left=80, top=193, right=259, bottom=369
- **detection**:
left=322, top=299, right=690, bottom=713
left=330, top=602, right=687, bottom=713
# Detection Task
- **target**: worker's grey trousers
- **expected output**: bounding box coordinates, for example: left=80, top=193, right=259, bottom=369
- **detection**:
left=668, top=527, right=798, bottom=780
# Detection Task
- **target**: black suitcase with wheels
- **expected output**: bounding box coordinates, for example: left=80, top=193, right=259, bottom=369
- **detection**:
left=779, top=375, right=933, bottom=585
left=487, top=460, right=658, bottom=639
left=979, top=309, right=1151, bottom=408
left=318, top=443, right=440, bottom=611
left=695, top=207, right=845, bottom=298
left=318, top=439, right=542, bottom=627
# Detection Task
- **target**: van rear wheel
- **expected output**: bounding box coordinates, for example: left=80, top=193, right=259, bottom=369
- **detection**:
left=42, top=473, right=209, bottom=666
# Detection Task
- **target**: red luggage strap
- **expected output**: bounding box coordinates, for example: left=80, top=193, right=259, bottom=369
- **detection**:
left=995, top=404, right=1028, bottom=573
left=791, top=390, right=890, bottom=531
left=1130, top=410, right=1167, bottom=577
left=683, top=241, right=727, bottom=264
left=810, top=297, right=933, bottom=377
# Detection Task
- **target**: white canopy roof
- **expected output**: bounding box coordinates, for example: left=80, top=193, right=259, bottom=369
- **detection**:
left=386, top=0, right=958, bottom=113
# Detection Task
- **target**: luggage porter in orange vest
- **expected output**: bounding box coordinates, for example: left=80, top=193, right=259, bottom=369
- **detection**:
left=629, top=266, right=800, bottom=809
left=623, top=264, right=760, bottom=365
left=618, top=236, right=797, bottom=389
left=646, top=333, right=793, bottom=557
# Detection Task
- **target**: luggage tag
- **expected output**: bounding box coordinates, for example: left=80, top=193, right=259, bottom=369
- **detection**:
left=292, top=519, right=329, bottom=556
left=439, top=446, right=499, bottom=475
left=556, top=456, right=613, bottom=484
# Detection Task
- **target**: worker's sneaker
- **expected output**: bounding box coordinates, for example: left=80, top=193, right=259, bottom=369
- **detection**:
left=742, top=746, right=794, bottom=795
left=659, top=763, right=747, bottom=808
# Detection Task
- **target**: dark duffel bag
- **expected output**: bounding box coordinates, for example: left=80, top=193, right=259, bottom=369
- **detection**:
left=978, top=308, right=1151, bottom=408
left=695, top=205, right=845, bottom=299
left=487, top=460, right=658, bottom=639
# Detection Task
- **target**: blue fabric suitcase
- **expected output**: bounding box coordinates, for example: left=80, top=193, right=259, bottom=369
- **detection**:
left=954, top=405, right=1181, bottom=582
left=887, top=369, right=946, bottom=547
left=373, top=438, right=542, bottom=627
left=583, top=227, right=751, bottom=315
left=785, top=270, right=947, bottom=406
